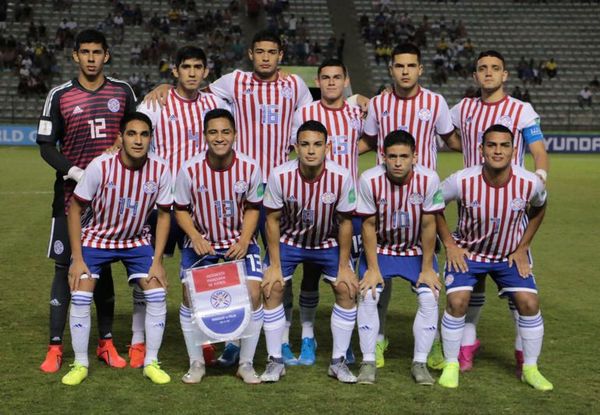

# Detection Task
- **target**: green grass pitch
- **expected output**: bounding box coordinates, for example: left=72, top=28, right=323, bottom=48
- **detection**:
left=0, top=147, right=598, bottom=414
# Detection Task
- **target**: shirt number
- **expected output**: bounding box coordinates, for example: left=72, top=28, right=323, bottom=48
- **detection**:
left=392, top=210, right=410, bottom=229
left=118, top=197, right=138, bottom=217
left=331, top=135, right=349, bottom=155
left=302, top=209, right=315, bottom=225
left=87, top=118, right=107, bottom=139
left=214, top=200, right=235, bottom=218
left=261, top=104, right=280, bottom=125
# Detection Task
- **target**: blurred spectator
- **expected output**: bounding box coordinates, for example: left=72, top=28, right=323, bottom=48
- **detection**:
left=130, top=42, right=141, bottom=65
left=589, top=76, right=600, bottom=92
left=512, top=85, right=523, bottom=100
left=545, top=58, right=557, bottom=79
left=578, top=87, right=593, bottom=108
left=522, top=88, right=531, bottom=103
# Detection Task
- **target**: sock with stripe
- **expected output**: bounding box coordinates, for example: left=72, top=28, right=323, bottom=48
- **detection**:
left=462, top=292, right=485, bottom=346
left=518, top=311, right=544, bottom=365
left=413, top=288, right=438, bottom=363
left=263, top=304, right=286, bottom=359
left=143, top=288, right=167, bottom=366
left=331, top=304, right=357, bottom=360
left=240, top=306, right=264, bottom=365
left=179, top=304, right=204, bottom=364
left=358, top=292, right=379, bottom=362
left=70, top=291, right=93, bottom=367
left=300, top=290, right=319, bottom=339
left=441, top=311, right=466, bottom=363
left=131, top=285, right=146, bottom=344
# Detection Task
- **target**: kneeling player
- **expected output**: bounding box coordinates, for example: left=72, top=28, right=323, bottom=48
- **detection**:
left=174, top=109, right=264, bottom=384
left=437, top=124, right=552, bottom=391
left=261, top=120, right=358, bottom=383
left=356, top=130, right=444, bottom=385
left=63, top=112, right=172, bottom=385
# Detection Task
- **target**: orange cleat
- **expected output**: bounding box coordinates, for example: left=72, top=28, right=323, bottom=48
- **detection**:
left=96, top=339, right=127, bottom=368
left=203, top=344, right=217, bottom=366
left=128, top=343, right=146, bottom=369
left=40, top=345, right=63, bottom=373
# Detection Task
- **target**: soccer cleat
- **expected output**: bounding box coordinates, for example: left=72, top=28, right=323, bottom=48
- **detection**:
left=128, top=343, right=146, bottom=369
left=217, top=342, right=240, bottom=367
left=40, top=345, right=63, bottom=373
left=143, top=361, right=171, bottom=384
left=458, top=339, right=480, bottom=372
left=260, top=357, right=286, bottom=382
left=411, top=362, right=435, bottom=385
left=521, top=364, right=553, bottom=391
left=346, top=345, right=356, bottom=365
left=328, top=358, right=357, bottom=384
left=61, top=363, right=88, bottom=386
left=236, top=362, right=262, bottom=384
left=281, top=343, right=298, bottom=366
left=202, top=344, right=217, bottom=366
left=356, top=361, right=376, bottom=384
left=515, top=350, right=524, bottom=379
left=427, top=338, right=446, bottom=370
left=181, top=360, right=205, bottom=384
left=297, top=337, right=317, bottom=366
left=438, top=362, right=460, bottom=388
left=375, top=338, right=389, bottom=368
left=96, top=339, right=127, bottom=368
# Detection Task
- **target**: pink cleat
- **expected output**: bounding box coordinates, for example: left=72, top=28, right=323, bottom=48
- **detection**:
left=458, top=339, right=480, bottom=372
left=514, top=350, right=524, bottom=379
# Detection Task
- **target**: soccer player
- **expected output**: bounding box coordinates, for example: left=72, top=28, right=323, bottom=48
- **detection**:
left=450, top=50, right=550, bottom=374
left=437, top=124, right=552, bottom=391
left=62, top=112, right=172, bottom=386
left=174, top=109, right=264, bottom=384
left=261, top=120, right=358, bottom=383
left=355, top=130, right=444, bottom=385
left=37, top=29, right=136, bottom=372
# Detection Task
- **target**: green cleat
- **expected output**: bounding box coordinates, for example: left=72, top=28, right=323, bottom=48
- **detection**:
left=521, top=364, right=553, bottom=391
left=427, top=338, right=446, bottom=370
left=61, top=363, right=88, bottom=386
left=438, top=362, right=459, bottom=388
left=143, top=361, right=171, bottom=384
left=375, top=338, right=389, bottom=369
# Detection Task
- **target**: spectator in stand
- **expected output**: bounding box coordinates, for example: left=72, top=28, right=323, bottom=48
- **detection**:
left=512, top=85, right=523, bottom=100
left=130, top=42, right=142, bottom=65
left=545, top=58, right=557, bottom=79
left=522, top=88, right=531, bottom=103
left=113, top=12, right=125, bottom=44
left=578, top=86, right=593, bottom=108
left=133, top=4, right=143, bottom=25
left=589, top=76, right=600, bottom=92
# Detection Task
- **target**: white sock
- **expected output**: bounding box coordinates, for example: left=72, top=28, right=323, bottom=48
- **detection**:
left=508, top=297, right=523, bottom=351
left=179, top=304, right=204, bottom=364
left=70, top=291, right=93, bottom=367
left=413, top=289, right=438, bottom=363
left=131, top=285, right=146, bottom=344
left=358, top=292, right=380, bottom=362
left=331, top=303, right=357, bottom=360
left=376, top=333, right=385, bottom=342
left=239, top=306, right=264, bottom=365
left=518, top=312, right=544, bottom=366
left=462, top=292, right=485, bottom=346
left=299, top=290, right=319, bottom=339
left=441, top=311, right=465, bottom=363
left=143, top=288, right=167, bottom=366
left=282, top=321, right=291, bottom=345
left=263, top=304, right=286, bottom=358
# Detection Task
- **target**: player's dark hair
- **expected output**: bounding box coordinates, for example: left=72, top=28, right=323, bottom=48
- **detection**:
left=297, top=120, right=328, bottom=142
left=476, top=50, right=506, bottom=69
left=119, top=112, right=153, bottom=134
left=390, top=43, right=421, bottom=64
left=74, top=29, right=109, bottom=52
left=318, top=58, right=347, bottom=77
left=203, top=108, right=236, bottom=131
left=251, top=30, right=282, bottom=50
left=481, top=124, right=514, bottom=144
left=383, top=129, right=416, bottom=153
left=175, top=46, right=207, bottom=67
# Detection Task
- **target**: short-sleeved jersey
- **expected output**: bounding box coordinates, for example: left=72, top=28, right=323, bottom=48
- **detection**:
left=291, top=100, right=364, bottom=182
left=263, top=159, right=356, bottom=249
left=209, top=70, right=313, bottom=181
left=363, top=87, right=453, bottom=170
left=441, top=165, right=546, bottom=262
left=357, top=164, right=444, bottom=256
left=174, top=151, right=263, bottom=249
left=137, top=89, right=229, bottom=185
left=451, top=95, right=542, bottom=168
left=73, top=152, right=172, bottom=249
left=37, top=77, right=137, bottom=215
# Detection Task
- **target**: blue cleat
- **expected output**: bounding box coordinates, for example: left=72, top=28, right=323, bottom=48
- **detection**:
left=217, top=342, right=240, bottom=367
left=282, top=343, right=298, bottom=366
left=297, top=337, right=317, bottom=366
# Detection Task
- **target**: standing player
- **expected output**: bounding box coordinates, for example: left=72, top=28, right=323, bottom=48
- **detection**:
left=437, top=124, right=552, bottom=391
left=355, top=130, right=444, bottom=385
left=261, top=120, right=358, bottom=383
left=37, top=29, right=136, bottom=372
left=450, top=50, right=549, bottom=375
left=63, top=112, right=172, bottom=385
left=174, top=109, right=264, bottom=384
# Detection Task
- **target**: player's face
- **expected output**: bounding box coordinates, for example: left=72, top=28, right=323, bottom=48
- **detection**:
left=316, top=66, right=348, bottom=102
left=389, top=53, right=423, bottom=91
left=384, top=143, right=416, bottom=182
left=205, top=117, right=236, bottom=157
left=73, top=42, right=109, bottom=77
left=294, top=131, right=330, bottom=169
left=474, top=56, right=508, bottom=93
left=480, top=131, right=514, bottom=170
left=249, top=41, right=282, bottom=79
left=120, top=120, right=152, bottom=162
left=173, top=58, right=208, bottom=91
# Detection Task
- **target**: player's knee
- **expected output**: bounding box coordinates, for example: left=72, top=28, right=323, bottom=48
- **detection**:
left=513, top=293, right=539, bottom=316
left=446, top=291, right=469, bottom=316
left=247, top=281, right=262, bottom=309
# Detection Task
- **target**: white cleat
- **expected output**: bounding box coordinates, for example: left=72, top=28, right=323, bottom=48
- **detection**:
left=260, top=357, right=286, bottom=383
left=181, top=360, right=205, bottom=384
left=328, top=358, right=357, bottom=384
left=237, top=362, right=262, bottom=384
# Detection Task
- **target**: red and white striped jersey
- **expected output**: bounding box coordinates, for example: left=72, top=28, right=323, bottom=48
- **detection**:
left=137, top=89, right=229, bottom=185
left=291, top=100, right=364, bottom=182
left=441, top=165, right=546, bottom=262
left=357, top=164, right=444, bottom=256
left=263, top=159, right=356, bottom=249
left=174, top=151, right=263, bottom=249
left=364, top=86, right=453, bottom=170
left=210, top=70, right=313, bottom=181
left=451, top=95, right=540, bottom=168
left=74, top=152, right=172, bottom=249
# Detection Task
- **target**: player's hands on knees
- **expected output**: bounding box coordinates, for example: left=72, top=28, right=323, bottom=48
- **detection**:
left=147, top=262, right=168, bottom=290
left=417, top=268, right=442, bottom=300
left=143, top=83, right=172, bottom=110
left=508, top=248, right=532, bottom=278
left=334, top=265, right=359, bottom=300
left=68, top=259, right=91, bottom=292
left=191, top=235, right=216, bottom=256
left=445, top=242, right=469, bottom=273
left=224, top=240, right=249, bottom=260
left=261, top=266, right=284, bottom=299
left=359, top=268, right=384, bottom=300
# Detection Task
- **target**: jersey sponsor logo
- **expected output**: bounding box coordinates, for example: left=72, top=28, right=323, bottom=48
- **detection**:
left=143, top=180, right=158, bottom=195
left=348, top=188, right=356, bottom=204
left=418, top=108, right=432, bottom=121
left=38, top=119, right=52, bottom=136
left=321, top=192, right=337, bottom=205
left=510, top=198, right=527, bottom=211
left=350, top=118, right=361, bottom=130
left=433, top=189, right=444, bottom=205
left=210, top=290, right=232, bottom=309
left=445, top=274, right=454, bottom=286
left=233, top=180, right=249, bottom=194
left=408, top=192, right=424, bottom=205
left=281, top=86, right=293, bottom=99
left=53, top=240, right=65, bottom=255
left=497, top=115, right=513, bottom=128
left=72, top=105, right=84, bottom=115
left=107, top=98, right=121, bottom=113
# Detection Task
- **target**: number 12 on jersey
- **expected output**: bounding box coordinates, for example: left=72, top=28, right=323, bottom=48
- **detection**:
left=88, top=118, right=107, bottom=139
